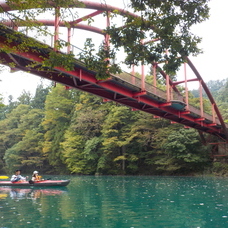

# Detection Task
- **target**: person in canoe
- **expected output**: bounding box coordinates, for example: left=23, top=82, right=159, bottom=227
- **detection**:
left=31, top=171, right=41, bottom=182
left=10, top=170, right=27, bottom=182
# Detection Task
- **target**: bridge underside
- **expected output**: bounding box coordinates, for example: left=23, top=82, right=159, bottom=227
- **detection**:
left=0, top=25, right=227, bottom=141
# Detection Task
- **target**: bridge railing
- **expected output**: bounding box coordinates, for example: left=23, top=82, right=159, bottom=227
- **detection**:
left=113, top=71, right=168, bottom=100
left=111, top=71, right=186, bottom=103
left=188, top=104, right=219, bottom=124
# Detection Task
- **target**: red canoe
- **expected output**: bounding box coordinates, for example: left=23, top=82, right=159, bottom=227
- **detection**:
left=0, top=179, right=70, bottom=187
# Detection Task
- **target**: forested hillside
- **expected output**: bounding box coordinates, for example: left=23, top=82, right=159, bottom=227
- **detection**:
left=191, top=79, right=228, bottom=121
left=0, top=78, right=228, bottom=176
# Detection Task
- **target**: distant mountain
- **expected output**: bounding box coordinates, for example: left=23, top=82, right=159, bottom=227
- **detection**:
left=190, top=79, right=228, bottom=101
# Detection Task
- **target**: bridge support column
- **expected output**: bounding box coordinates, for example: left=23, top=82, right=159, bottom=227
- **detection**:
left=54, top=7, right=60, bottom=51
left=152, top=63, right=157, bottom=95
left=141, top=63, right=145, bottom=91
left=67, top=27, right=71, bottom=54
left=131, top=65, right=135, bottom=85
left=165, top=50, right=171, bottom=102
left=103, top=11, right=110, bottom=74
left=184, top=62, right=189, bottom=110
left=166, top=74, right=170, bottom=102
left=141, top=39, right=145, bottom=91
left=105, top=11, right=110, bottom=47
left=212, top=103, right=216, bottom=123
left=199, top=80, right=204, bottom=117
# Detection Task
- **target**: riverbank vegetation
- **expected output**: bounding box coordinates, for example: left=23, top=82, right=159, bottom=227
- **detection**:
left=0, top=77, right=227, bottom=176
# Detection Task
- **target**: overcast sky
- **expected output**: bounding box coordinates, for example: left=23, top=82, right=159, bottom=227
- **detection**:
left=0, top=0, right=226, bottom=102
left=186, top=0, right=228, bottom=89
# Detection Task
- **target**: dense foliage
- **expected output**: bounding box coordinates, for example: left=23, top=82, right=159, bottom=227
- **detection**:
left=0, top=80, right=217, bottom=176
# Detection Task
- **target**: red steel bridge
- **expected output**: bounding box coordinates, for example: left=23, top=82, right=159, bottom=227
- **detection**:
left=0, top=1, right=227, bottom=152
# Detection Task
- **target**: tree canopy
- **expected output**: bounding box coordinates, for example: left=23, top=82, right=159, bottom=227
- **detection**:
left=107, top=0, right=210, bottom=74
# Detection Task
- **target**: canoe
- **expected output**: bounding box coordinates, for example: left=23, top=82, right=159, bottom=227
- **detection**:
left=0, top=179, right=70, bottom=187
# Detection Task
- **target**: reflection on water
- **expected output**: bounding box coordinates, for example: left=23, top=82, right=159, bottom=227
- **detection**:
left=0, top=187, right=67, bottom=200
left=1, top=176, right=228, bottom=227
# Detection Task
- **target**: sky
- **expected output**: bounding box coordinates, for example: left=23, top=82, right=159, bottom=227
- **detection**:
left=185, top=0, right=228, bottom=89
left=0, top=0, right=227, bottom=102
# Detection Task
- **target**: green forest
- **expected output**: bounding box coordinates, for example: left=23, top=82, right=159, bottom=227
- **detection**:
left=0, top=0, right=218, bottom=176
left=0, top=76, right=227, bottom=176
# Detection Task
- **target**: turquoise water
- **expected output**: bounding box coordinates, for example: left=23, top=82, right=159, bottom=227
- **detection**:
left=0, top=175, right=228, bottom=228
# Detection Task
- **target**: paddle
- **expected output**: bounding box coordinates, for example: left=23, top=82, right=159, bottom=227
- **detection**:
left=0, top=176, right=9, bottom=179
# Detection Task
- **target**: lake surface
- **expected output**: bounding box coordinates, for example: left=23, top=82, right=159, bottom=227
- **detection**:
left=0, top=175, right=228, bottom=228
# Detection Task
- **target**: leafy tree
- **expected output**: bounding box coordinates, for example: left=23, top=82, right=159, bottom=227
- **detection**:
left=42, top=84, right=75, bottom=173
left=62, top=129, right=103, bottom=174
left=0, top=104, right=31, bottom=171
left=4, top=129, right=44, bottom=173
left=218, top=103, right=228, bottom=122
left=3, top=107, right=45, bottom=172
left=79, top=39, right=121, bottom=79
left=0, top=93, right=6, bottom=170
left=126, top=112, right=171, bottom=174
left=61, top=130, right=86, bottom=174
left=216, top=80, right=228, bottom=103
left=62, top=93, right=105, bottom=174
left=17, top=90, right=32, bottom=105
left=0, top=87, right=16, bottom=120
left=0, top=94, right=4, bottom=107
left=0, top=94, right=6, bottom=120
left=0, top=104, right=31, bottom=149
left=106, top=0, right=209, bottom=75
left=99, top=105, right=137, bottom=174
left=31, top=83, right=51, bottom=109
left=154, top=128, right=211, bottom=174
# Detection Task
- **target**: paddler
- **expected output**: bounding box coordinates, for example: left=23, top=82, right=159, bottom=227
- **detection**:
left=31, top=171, right=41, bottom=181
left=10, top=170, right=27, bottom=182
